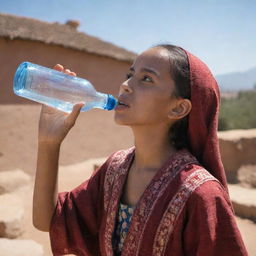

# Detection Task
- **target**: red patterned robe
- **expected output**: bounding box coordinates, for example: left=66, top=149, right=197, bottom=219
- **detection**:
left=50, top=147, right=248, bottom=256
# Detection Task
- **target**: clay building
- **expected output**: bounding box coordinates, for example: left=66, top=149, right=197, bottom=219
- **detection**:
left=0, top=13, right=137, bottom=104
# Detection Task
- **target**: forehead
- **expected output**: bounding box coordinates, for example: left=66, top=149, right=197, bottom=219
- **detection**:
left=133, top=47, right=170, bottom=74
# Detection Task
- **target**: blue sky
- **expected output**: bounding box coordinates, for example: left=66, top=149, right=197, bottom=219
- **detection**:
left=1, top=0, right=255, bottom=75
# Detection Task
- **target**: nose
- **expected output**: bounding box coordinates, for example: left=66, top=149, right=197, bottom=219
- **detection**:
left=120, top=79, right=132, bottom=94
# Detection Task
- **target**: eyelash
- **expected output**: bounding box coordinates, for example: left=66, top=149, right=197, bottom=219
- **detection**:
left=126, top=73, right=153, bottom=83
left=126, top=73, right=133, bottom=79
left=142, top=75, right=153, bottom=82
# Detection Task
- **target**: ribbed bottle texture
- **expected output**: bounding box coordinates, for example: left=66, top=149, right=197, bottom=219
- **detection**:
left=13, top=62, right=118, bottom=113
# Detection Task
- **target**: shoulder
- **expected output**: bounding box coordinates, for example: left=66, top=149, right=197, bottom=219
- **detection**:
left=191, top=179, right=229, bottom=201
left=175, top=162, right=232, bottom=212
left=173, top=151, right=230, bottom=205
left=180, top=173, right=248, bottom=256
left=186, top=176, right=233, bottom=214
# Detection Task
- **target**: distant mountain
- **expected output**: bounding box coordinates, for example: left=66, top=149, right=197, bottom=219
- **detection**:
left=215, top=67, right=256, bottom=92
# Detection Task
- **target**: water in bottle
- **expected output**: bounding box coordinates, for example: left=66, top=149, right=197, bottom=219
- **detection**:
left=13, top=62, right=118, bottom=113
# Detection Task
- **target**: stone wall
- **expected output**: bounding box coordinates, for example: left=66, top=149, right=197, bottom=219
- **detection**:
left=0, top=170, right=44, bottom=256
left=218, top=129, right=256, bottom=185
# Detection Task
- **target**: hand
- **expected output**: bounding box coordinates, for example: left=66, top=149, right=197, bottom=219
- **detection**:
left=38, top=64, right=84, bottom=145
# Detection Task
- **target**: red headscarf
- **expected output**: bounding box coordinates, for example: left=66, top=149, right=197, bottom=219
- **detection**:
left=183, top=50, right=228, bottom=192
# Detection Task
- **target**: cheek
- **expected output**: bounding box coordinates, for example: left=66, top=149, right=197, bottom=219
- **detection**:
left=114, top=87, right=172, bottom=126
left=135, top=95, right=171, bottom=122
left=139, top=91, right=170, bottom=111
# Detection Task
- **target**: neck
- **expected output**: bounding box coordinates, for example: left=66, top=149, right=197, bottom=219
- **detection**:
left=131, top=124, right=177, bottom=171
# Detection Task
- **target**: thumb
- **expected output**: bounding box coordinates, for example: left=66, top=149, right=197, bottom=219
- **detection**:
left=66, top=102, right=85, bottom=127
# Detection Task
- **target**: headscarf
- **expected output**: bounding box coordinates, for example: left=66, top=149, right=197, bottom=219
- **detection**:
left=183, top=50, right=228, bottom=192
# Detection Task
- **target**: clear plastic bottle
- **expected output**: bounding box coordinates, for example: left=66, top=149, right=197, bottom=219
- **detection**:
left=13, top=62, right=118, bottom=113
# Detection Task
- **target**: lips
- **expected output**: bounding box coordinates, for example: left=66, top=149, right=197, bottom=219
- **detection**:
left=117, top=98, right=130, bottom=107
left=115, top=98, right=130, bottom=111
left=118, top=101, right=129, bottom=107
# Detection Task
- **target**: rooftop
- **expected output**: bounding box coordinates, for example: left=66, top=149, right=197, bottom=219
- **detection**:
left=0, top=13, right=137, bottom=62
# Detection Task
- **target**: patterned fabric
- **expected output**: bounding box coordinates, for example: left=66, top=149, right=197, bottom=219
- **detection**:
left=113, top=203, right=135, bottom=256
left=152, top=169, right=218, bottom=256
left=103, top=147, right=200, bottom=256
left=50, top=147, right=248, bottom=256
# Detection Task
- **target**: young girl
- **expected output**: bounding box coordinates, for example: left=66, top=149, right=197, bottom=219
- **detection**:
left=33, top=44, right=248, bottom=256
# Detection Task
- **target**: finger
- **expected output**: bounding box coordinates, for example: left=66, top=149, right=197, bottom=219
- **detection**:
left=53, top=64, right=64, bottom=71
left=66, top=102, right=85, bottom=126
left=41, top=104, right=57, bottom=114
left=69, top=72, right=77, bottom=77
left=64, top=69, right=71, bottom=74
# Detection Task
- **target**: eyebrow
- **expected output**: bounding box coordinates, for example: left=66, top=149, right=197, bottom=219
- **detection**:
left=130, top=67, right=160, bottom=78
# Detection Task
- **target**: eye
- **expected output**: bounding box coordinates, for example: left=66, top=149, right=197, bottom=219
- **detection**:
left=142, top=75, right=153, bottom=83
left=126, top=73, right=133, bottom=79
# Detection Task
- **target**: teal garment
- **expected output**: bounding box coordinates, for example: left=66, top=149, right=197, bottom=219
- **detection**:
left=113, top=202, right=135, bottom=256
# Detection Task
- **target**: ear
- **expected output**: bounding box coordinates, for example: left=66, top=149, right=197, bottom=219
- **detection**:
left=168, top=99, right=192, bottom=120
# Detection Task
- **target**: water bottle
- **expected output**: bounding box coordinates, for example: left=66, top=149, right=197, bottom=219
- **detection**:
left=13, top=62, right=118, bottom=113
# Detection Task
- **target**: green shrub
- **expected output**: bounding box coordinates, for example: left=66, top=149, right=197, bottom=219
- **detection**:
left=218, top=90, right=256, bottom=131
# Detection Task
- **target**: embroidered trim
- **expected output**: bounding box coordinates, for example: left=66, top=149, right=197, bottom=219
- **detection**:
left=103, top=148, right=134, bottom=256
left=103, top=149, right=131, bottom=212
left=123, top=151, right=198, bottom=256
left=103, top=148, right=198, bottom=256
left=153, top=168, right=218, bottom=256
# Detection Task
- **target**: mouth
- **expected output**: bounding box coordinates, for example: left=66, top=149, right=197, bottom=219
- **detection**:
left=115, top=99, right=130, bottom=111
left=117, top=100, right=130, bottom=107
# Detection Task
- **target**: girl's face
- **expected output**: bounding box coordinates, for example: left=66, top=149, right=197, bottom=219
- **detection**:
left=114, top=47, right=178, bottom=127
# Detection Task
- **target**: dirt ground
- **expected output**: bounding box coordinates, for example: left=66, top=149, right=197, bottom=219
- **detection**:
left=1, top=104, right=255, bottom=255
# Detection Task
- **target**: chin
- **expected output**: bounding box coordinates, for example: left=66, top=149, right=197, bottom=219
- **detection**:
left=114, top=114, right=133, bottom=126
left=114, top=118, right=131, bottom=126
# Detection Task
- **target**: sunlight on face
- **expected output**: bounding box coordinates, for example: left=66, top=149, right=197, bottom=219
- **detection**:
left=114, top=47, right=178, bottom=128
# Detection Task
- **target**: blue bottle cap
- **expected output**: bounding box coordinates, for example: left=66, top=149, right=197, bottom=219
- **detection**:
left=105, top=94, right=118, bottom=110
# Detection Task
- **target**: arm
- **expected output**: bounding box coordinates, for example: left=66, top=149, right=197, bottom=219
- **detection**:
left=49, top=161, right=108, bottom=256
left=32, top=65, right=84, bottom=232
left=33, top=142, right=60, bottom=231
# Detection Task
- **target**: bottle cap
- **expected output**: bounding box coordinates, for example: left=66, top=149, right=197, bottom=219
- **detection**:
left=105, top=94, right=118, bottom=110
